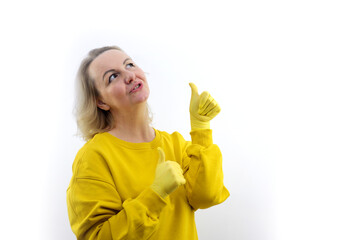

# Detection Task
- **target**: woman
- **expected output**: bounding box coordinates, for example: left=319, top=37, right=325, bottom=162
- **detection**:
left=66, top=46, right=229, bottom=239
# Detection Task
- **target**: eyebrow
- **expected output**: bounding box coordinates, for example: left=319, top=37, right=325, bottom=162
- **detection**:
left=102, top=58, right=132, bottom=82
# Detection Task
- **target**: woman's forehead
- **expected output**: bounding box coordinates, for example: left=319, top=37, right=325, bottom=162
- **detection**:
left=94, top=50, right=128, bottom=68
left=89, top=50, right=129, bottom=77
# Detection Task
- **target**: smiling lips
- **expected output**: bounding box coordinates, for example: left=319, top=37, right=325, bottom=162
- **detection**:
left=129, top=82, right=143, bottom=93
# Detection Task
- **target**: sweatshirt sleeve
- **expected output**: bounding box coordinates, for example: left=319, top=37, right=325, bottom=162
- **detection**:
left=182, top=129, right=230, bottom=210
left=66, top=150, right=168, bottom=239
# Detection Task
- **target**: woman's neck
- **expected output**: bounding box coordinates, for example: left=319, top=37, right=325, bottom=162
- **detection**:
left=108, top=105, right=154, bottom=143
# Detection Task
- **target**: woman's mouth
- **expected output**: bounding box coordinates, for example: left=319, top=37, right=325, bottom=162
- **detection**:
left=129, top=83, right=142, bottom=93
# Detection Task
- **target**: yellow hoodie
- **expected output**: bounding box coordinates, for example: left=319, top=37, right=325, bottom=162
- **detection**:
left=67, top=129, right=229, bottom=239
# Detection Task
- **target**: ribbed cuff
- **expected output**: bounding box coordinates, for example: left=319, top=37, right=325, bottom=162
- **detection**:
left=190, top=129, right=213, bottom=147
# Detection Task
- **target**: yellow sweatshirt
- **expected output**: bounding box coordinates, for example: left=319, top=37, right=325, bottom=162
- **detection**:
left=67, top=129, right=229, bottom=239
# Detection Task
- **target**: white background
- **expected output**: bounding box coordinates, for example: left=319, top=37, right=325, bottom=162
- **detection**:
left=1, top=0, right=360, bottom=239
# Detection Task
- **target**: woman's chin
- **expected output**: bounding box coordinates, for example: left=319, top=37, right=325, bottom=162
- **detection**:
left=136, top=92, right=150, bottom=103
left=132, top=96, right=149, bottom=105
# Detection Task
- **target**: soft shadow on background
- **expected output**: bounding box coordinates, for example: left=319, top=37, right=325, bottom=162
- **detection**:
left=1, top=1, right=360, bottom=239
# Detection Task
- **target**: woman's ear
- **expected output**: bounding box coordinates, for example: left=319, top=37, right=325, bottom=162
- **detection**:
left=97, top=99, right=110, bottom=111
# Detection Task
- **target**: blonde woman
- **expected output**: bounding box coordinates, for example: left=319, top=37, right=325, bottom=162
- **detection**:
left=66, top=46, right=229, bottom=239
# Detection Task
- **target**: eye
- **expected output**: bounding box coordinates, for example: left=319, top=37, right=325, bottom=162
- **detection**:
left=108, top=73, right=118, bottom=83
left=126, top=62, right=135, bottom=68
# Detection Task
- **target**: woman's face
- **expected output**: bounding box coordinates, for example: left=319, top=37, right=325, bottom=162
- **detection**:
left=89, top=49, right=150, bottom=113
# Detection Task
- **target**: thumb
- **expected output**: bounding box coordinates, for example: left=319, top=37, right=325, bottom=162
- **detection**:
left=157, top=147, right=165, bottom=164
left=189, top=82, right=199, bottom=99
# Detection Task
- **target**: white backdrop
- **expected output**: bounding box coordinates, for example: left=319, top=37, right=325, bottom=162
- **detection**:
left=1, top=0, right=360, bottom=239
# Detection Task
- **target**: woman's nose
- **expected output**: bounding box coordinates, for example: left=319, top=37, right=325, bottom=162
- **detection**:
left=124, top=70, right=135, bottom=84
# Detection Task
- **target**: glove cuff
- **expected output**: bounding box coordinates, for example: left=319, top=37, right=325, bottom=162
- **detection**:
left=190, top=115, right=210, bottom=130
left=150, top=184, right=168, bottom=199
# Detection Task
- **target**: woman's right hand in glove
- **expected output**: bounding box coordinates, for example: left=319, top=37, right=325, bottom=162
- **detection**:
left=150, top=147, right=186, bottom=198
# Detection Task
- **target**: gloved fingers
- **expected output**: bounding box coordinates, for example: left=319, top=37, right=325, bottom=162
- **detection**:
left=175, top=169, right=186, bottom=185
left=157, top=147, right=166, bottom=164
left=178, top=176, right=186, bottom=185
left=199, top=91, right=211, bottom=111
left=205, top=106, right=221, bottom=120
left=176, top=164, right=185, bottom=176
left=199, top=98, right=218, bottom=116
left=207, top=104, right=221, bottom=117
left=170, top=162, right=186, bottom=185
left=203, top=98, right=221, bottom=116
left=169, top=161, right=183, bottom=173
left=198, top=92, right=219, bottom=116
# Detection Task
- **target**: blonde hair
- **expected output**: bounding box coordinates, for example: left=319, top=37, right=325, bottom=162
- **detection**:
left=74, top=46, right=152, bottom=141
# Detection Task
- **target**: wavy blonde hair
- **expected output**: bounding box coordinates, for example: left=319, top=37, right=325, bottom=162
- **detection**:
left=74, top=46, right=152, bottom=141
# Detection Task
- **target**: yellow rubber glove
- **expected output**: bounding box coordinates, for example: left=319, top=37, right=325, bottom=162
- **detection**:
left=189, top=82, right=221, bottom=130
left=150, top=147, right=186, bottom=198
